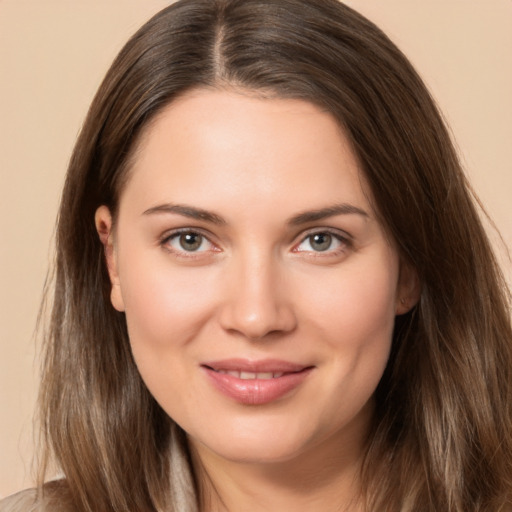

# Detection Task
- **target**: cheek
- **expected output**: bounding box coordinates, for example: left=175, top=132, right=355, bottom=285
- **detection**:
left=117, top=247, right=220, bottom=355
left=295, top=253, right=399, bottom=410
left=300, top=252, right=399, bottom=344
left=116, top=252, right=222, bottom=416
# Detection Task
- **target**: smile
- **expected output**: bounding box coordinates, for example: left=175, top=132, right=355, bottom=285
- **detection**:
left=201, top=359, right=314, bottom=405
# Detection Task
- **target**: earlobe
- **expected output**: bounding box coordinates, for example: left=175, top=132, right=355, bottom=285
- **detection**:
left=395, top=261, right=421, bottom=315
left=94, top=206, right=125, bottom=312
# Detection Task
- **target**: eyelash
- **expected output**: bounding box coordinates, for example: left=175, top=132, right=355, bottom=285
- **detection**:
left=160, top=228, right=219, bottom=259
left=292, top=228, right=352, bottom=257
left=159, top=227, right=352, bottom=259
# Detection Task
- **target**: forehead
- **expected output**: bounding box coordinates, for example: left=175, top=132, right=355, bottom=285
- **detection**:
left=120, top=88, right=372, bottom=219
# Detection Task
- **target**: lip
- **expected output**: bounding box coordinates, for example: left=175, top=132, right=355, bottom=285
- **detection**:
left=201, top=358, right=314, bottom=405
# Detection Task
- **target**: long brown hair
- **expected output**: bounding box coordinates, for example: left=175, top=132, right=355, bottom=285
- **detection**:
left=38, top=1, right=512, bottom=510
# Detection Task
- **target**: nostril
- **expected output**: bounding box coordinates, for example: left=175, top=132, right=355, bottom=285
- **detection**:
left=217, top=273, right=298, bottom=339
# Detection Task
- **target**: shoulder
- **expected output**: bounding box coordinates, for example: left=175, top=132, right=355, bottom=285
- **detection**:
left=0, top=490, right=40, bottom=512
left=0, top=482, right=72, bottom=512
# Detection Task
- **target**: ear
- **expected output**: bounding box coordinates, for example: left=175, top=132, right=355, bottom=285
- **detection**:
left=395, top=260, right=421, bottom=315
left=95, top=206, right=125, bottom=312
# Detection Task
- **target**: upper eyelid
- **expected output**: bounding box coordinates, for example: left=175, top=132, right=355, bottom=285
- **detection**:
left=160, top=227, right=215, bottom=242
left=295, top=227, right=353, bottom=243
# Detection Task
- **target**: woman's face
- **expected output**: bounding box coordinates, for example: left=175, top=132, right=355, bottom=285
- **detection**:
left=96, top=89, right=416, bottom=465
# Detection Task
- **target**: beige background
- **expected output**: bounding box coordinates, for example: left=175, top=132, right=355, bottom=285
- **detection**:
left=1, top=0, right=510, bottom=498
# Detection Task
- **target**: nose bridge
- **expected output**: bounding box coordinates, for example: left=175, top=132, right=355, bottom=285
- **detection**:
left=219, top=245, right=296, bottom=339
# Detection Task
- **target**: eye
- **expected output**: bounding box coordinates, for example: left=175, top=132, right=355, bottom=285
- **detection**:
left=163, top=230, right=215, bottom=253
left=294, top=231, right=348, bottom=254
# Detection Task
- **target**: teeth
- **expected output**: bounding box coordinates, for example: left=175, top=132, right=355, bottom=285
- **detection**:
left=214, top=369, right=285, bottom=379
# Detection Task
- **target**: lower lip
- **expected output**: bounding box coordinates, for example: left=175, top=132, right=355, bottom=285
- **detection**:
left=202, top=366, right=313, bottom=405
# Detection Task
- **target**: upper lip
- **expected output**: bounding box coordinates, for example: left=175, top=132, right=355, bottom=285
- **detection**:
left=202, top=358, right=311, bottom=373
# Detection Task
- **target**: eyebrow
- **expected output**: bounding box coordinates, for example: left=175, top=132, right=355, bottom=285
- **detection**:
left=142, top=203, right=227, bottom=225
left=142, top=202, right=368, bottom=226
left=287, top=203, right=369, bottom=225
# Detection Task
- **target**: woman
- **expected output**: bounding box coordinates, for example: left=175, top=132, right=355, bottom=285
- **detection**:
left=2, top=0, right=511, bottom=510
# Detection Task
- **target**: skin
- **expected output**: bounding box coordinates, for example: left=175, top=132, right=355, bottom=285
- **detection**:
left=96, top=89, right=419, bottom=511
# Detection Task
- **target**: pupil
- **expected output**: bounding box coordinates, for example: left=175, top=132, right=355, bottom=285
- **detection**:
left=180, top=233, right=202, bottom=251
left=311, top=233, right=331, bottom=251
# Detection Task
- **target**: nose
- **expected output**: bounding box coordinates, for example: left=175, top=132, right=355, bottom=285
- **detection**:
left=218, top=254, right=297, bottom=340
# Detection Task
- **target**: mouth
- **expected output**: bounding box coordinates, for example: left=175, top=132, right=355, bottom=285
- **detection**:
left=207, top=369, right=287, bottom=379
left=201, top=359, right=314, bottom=405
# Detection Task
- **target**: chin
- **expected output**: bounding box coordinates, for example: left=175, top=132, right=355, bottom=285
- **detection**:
left=186, top=413, right=339, bottom=467
left=193, top=436, right=311, bottom=466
